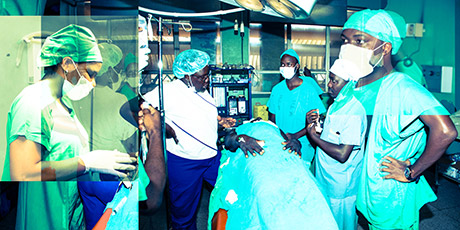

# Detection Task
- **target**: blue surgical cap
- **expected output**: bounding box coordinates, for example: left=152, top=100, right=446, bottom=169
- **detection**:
left=38, top=24, right=102, bottom=67
left=173, top=49, right=210, bottom=78
left=343, top=9, right=406, bottom=55
left=280, top=49, right=300, bottom=63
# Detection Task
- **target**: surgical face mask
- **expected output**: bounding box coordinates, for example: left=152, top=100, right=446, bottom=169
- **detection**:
left=62, top=61, right=94, bottom=100
left=279, top=66, right=296, bottom=80
left=338, top=43, right=385, bottom=81
left=108, top=68, right=123, bottom=91
left=139, top=16, right=151, bottom=71
left=126, top=77, right=138, bottom=88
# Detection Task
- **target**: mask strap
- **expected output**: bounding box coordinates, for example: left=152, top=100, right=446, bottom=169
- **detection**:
left=373, top=42, right=386, bottom=52
left=372, top=42, right=387, bottom=67
left=187, top=76, right=194, bottom=89
left=70, top=59, right=84, bottom=82
left=61, top=64, right=69, bottom=79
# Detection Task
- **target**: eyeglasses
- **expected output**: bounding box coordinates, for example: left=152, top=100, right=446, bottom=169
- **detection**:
left=191, top=73, right=209, bottom=82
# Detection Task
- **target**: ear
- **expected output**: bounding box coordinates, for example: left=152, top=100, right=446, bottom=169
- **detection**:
left=295, top=62, right=300, bottom=70
left=383, top=42, right=392, bottom=56
left=60, top=56, right=76, bottom=72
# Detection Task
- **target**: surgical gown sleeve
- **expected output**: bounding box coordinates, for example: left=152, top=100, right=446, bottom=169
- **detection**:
left=7, top=87, right=52, bottom=150
left=3, top=84, right=53, bottom=181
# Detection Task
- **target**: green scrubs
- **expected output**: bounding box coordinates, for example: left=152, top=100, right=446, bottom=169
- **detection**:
left=138, top=159, right=149, bottom=201
left=353, top=72, right=449, bottom=229
left=4, top=81, right=86, bottom=229
left=267, top=76, right=326, bottom=163
left=72, top=86, right=137, bottom=154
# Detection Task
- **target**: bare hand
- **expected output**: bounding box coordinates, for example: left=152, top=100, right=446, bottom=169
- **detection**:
left=237, top=134, right=265, bottom=158
left=306, top=109, right=319, bottom=125
left=306, top=123, right=319, bottom=137
left=165, top=124, right=179, bottom=144
left=281, top=133, right=302, bottom=158
left=380, top=156, right=411, bottom=182
left=139, top=104, right=161, bottom=135
left=218, top=116, right=237, bottom=128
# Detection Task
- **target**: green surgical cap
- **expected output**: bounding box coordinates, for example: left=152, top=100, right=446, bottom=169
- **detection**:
left=97, top=43, right=122, bottom=76
left=173, top=49, right=210, bottom=79
left=343, top=9, right=406, bottom=55
left=124, top=53, right=137, bottom=70
left=38, top=24, right=102, bottom=67
left=280, top=49, right=300, bottom=63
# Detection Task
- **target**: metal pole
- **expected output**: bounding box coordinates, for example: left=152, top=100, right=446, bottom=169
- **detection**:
left=157, top=16, right=171, bottom=229
left=325, top=26, right=331, bottom=92
left=158, top=17, right=167, bottom=164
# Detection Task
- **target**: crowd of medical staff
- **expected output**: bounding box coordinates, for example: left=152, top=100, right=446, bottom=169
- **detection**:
left=1, top=7, right=458, bottom=230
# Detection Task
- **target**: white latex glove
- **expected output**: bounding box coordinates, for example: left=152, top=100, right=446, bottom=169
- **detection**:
left=79, top=150, right=137, bottom=178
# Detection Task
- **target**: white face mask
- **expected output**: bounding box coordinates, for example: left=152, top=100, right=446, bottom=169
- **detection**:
left=139, top=16, right=151, bottom=71
left=187, top=77, right=197, bottom=92
left=338, top=43, right=385, bottom=81
left=126, top=77, right=138, bottom=88
left=62, top=61, right=94, bottom=100
left=280, top=66, right=296, bottom=80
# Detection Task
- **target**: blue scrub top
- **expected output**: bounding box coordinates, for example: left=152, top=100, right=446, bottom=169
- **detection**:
left=268, top=76, right=326, bottom=162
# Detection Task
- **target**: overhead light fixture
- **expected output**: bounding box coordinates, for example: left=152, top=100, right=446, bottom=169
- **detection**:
left=235, top=0, right=265, bottom=12
left=264, top=0, right=294, bottom=18
left=265, top=0, right=316, bottom=19
left=221, top=0, right=317, bottom=19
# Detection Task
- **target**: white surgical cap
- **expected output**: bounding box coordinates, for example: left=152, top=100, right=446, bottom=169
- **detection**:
left=173, top=49, right=210, bottom=78
left=329, top=59, right=361, bottom=81
left=97, top=43, right=123, bottom=76
left=343, top=9, right=406, bottom=55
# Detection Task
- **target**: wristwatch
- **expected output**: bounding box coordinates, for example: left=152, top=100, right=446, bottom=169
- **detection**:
left=404, top=165, right=420, bottom=183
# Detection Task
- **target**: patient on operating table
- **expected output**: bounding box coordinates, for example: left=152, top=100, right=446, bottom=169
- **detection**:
left=208, top=120, right=338, bottom=230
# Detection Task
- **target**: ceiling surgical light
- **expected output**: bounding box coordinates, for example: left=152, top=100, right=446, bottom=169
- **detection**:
left=265, top=0, right=316, bottom=19
left=264, top=0, right=294, bottom=18
left=222, top=0, right=317, bottom=19
left=235, top=0, right=265, bottom=12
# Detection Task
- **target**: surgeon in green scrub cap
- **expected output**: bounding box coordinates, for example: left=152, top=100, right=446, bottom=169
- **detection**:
left=338, top=9, right=457, bottom=230
left=4, top=24, right=137, bottom=230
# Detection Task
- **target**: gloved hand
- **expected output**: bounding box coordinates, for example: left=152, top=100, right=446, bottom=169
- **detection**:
left=80, top=150, right=137, bottom=178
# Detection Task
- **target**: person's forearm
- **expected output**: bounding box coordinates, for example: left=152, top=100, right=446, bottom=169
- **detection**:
left=40, top=157, right=86, bottom=181
left=144, top=125, right=166, bottom=211
left=410, top=124, right=457, bottom=178
left=309, top=132, right=353, bottom=163
left=268, top=112, right=276, bottom=124
left=10, top=137, right=86, bottom=181
left=12, top=158, right=85, bottom=181
left=223, top=129, right=239, bottom=152
left=291, top=128, right=306, bottom=140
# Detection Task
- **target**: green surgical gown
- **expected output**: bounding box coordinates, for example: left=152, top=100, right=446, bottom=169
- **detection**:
left=4, top=81, right=86, bottom=229
left=353, top=72, right=449, bottom=229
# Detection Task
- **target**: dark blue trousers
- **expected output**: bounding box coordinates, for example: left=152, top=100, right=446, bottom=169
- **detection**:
left=77, top=181, right=119, bottom=230
left=167, top=151, right=221, bottom=230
